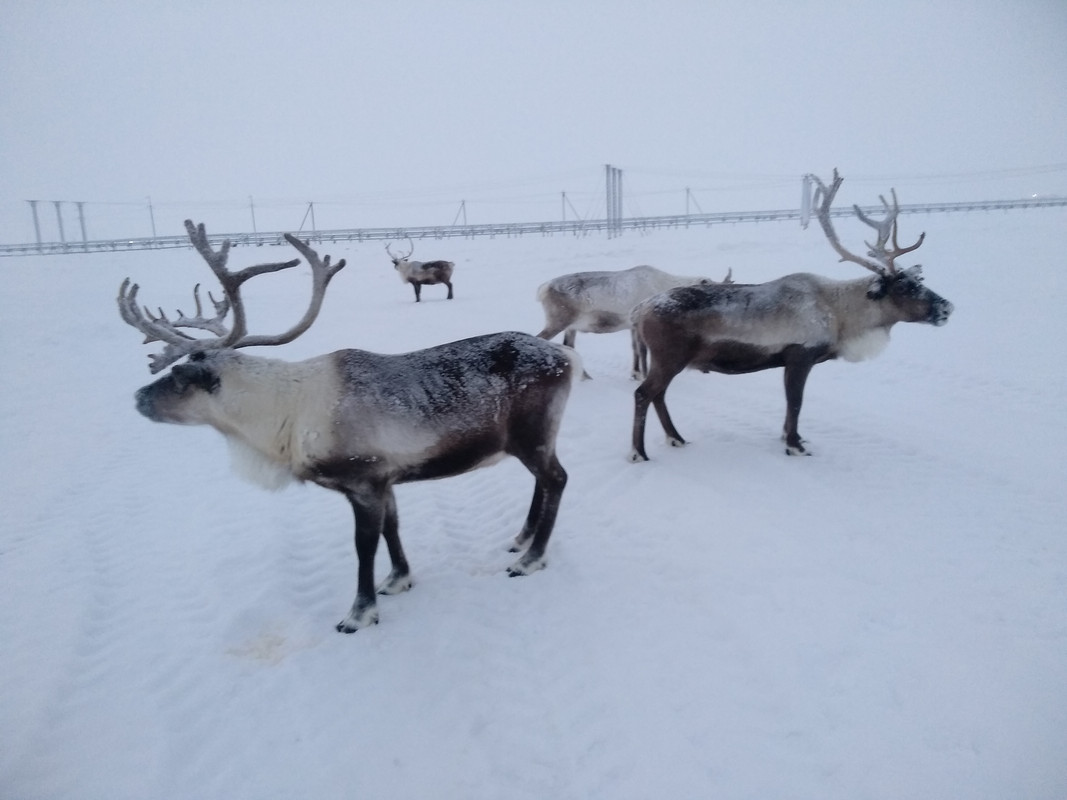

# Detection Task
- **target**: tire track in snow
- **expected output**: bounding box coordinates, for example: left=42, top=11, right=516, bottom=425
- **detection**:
left=305, top=438, right=665, bottom=798
left=5, top=435, right=177, bottom=798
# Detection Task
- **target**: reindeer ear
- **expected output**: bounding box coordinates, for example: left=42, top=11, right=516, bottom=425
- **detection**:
left=901, top=264, right=924, bottom=282
left=866, top=275, right=889, bottom=300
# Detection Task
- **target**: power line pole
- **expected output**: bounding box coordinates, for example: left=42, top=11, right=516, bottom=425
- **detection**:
left=605, top=164, right=623, bottom=238
left=27, top=200, right=42, bottom=251
left=685, top=187, right=703, bottom=215
left=298, top=202, right=317, bottom=236
left=76, top=201, right=88, bottom=249
left=799, top=175, right=813, bottom=229
left=452, top=200, right=467, bottom=226
left=616, top=168, right=623, bottom=237
left=52, top=201, right=66, bottom=248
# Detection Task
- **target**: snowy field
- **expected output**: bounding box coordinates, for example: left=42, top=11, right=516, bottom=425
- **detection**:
left=2, top=208, right=1065, bottom=799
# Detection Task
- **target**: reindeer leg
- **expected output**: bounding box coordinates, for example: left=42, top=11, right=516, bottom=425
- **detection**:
left=337, top=488, right=386, bottom=632
left=535, top=322, right=564, bottom=341
left=651, top=392, right=686, bottom=448
left=445, top=281, right=454, bottom=300
left=412, top=282, right=422, bottom=302
left=630, top=361, right=686, bottom=461
left=376, top=486, right=413, bottom=595
left=559, top=330, right=593, bottom=379
left=630, top=378, right=655, bottom=462
left=507, top=452, right=567, bottom=576
left=782, top=349, right=817, bottom=456
left=508, top=459, right=561, bottom=553
left=630, top=328, right=648, bottom=380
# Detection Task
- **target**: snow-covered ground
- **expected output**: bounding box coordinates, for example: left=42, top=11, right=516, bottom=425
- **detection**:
left=2, top=208, right=1065, bottom=799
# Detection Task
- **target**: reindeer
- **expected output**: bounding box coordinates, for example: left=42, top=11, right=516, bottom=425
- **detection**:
left=120, top=221, right=578, bottom=632
left=386, top=238, right=455, bottom=302
left=629, top=170, right=954, bottom=461
left=536, top=264, right=730, bottom=379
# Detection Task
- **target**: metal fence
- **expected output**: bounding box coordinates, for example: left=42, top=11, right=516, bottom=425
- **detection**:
left=2, top=196, right=1064, bottom=257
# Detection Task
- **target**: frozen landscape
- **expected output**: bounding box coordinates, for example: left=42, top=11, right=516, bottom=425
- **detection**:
left=1, top=204, right=1065, bottom=799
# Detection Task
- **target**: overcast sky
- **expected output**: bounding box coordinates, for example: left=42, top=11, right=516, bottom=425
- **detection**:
left=2, top=0, right=1065, bottom=241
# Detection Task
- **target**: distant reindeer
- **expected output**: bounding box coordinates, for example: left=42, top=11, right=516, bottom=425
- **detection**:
left=386, top=238, right=455, bottom=302
left=536, top=264, right=730, bottom=379
left=120, top=221, right=578, bottom=632
left=629, top=170, right=954, bottom=461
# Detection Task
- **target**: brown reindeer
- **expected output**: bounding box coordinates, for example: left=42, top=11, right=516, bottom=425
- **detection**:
left=386, top=238, right=455, bottom=302
left=536, top=264, right=731, bottom=379
left=629, top=170, right=954, bottom=461
left=120, top=222, right=578, bottom=632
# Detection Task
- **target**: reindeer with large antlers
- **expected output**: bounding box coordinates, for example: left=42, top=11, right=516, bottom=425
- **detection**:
left=386, top=238, right=455, bottom=302
left=629, top=170, right=954, bottom=461
left=121, top=221, right=579, bottom=632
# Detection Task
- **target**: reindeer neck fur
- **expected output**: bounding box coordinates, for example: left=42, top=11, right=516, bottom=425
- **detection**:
left=202, top=351, right=341, bottom=488
left=824, top=276, right=897, bottom=362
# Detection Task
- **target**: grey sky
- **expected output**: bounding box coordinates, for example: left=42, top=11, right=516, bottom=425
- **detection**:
left=2, top=0, right=1065, bottom=241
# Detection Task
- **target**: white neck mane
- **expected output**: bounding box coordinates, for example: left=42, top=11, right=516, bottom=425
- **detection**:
left=839, top=326, right=890, bottom=362
left=227, top=436, right=295, bottom=491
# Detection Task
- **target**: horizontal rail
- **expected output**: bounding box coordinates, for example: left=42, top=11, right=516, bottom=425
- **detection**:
left=2, top=196, right=1064, bottom=257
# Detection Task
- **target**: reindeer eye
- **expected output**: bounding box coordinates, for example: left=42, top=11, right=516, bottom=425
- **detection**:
left=171, top=363, right=219, bottom=394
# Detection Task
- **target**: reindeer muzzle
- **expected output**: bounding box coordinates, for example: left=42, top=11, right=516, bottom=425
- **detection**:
left=930, top=299, right=954, bottom=326
left=135, top=385, right=164, bottom=421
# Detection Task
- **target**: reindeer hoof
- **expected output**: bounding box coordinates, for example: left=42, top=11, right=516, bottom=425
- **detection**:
left=627, top=449, right=649, bottom=463
left=377, top=570, right=414, bottom=595
left=507, top=554, right=546, bottom=576
left=785, top=443, right=813, bottom=456
left=667, top=436, right=686, bottom=448
left=336, top=617, right=378, bottom=634
left=336, top=601, right=379, bottom=633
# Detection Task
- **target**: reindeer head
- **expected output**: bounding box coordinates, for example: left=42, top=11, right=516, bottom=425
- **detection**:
left=810, top=170, right=953, bottom=327
left=385, top=238, right=415, bottom=268
left=118, top=220, right=347, bottom=374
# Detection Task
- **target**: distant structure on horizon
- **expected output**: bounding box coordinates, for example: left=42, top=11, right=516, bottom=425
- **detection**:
left=6, top=168, right=1065, bottom=257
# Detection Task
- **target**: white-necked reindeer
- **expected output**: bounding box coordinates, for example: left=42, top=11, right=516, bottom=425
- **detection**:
left=629, top=170, right=954, bottom=461
left=386, top=238, right=455, bottom=302
left=536, top=264, right=731, bottom=379
left=120, top=221, right=578, bottom=632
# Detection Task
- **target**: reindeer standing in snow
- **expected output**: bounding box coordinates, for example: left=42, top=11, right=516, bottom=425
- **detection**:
left=536, top=264, right=730, bottom=378
left=386, top=238, right=455, bottom=302
left=629, top=170, right=954, bottom=461
left=120, top=222, right=578, bottom=632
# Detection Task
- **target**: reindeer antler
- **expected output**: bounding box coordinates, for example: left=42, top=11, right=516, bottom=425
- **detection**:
left=118, top=220, right=347, bottom=373
left=385, top=237, right=415, bottom=262
left=809, top=169, right=925, bottom=276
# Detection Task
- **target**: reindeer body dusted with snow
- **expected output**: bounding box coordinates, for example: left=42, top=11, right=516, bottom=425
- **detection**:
left=387, top=238, right=454, bottom=302
left=536, top=264, right=729, bottom=378
left=120, top=222, right=578, bottom=632
left=629, top=170, right=954, bottom=461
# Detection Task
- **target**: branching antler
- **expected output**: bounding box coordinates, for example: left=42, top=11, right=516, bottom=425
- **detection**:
left=140, top=283, right=230, bottom=339
left=809, top=169, right=925, bottom=276
left=118, top=220, right=347, bottom=373
left=385, top=237, right=415, bottom=262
